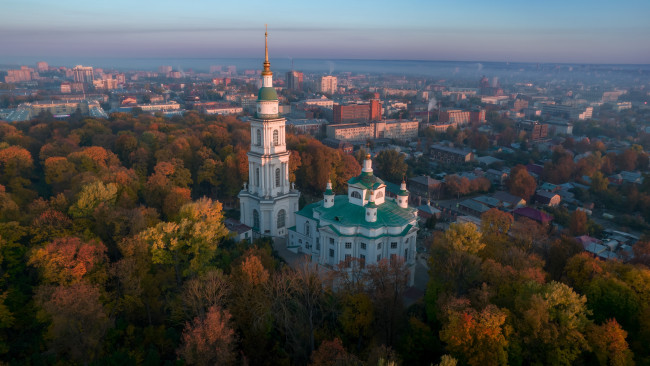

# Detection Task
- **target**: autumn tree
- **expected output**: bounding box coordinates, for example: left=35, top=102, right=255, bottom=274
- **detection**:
left=481, top=209, right=514, bottom=257
left=506, top=165, right=536, bottom=201
left=441, top=222, right=484, bottom=255
left=439, top=299, right=509, bottom=366
left=309, top=338, right=360, bottom=366
left=366, top=258, right=410, bottom=346
left=177, top=305, right=236, bottom=366
left=511, top=281, right=590, bottom=365
left=340, top=292, right=374, bottom=348
left=35, top=283, right=113, bottom=364
left=444, top=175, right=470, bottom=198
left=590, top=171, right=609, bottom=193
left=228, top=253, right=274, bottom=365
left=140, top=198, right=228, bottom=285
left=569, top=209, right=588, bottom=236
left=588, top=319, right=635, bottom=366
left=29, top=236, right=108, bottom=286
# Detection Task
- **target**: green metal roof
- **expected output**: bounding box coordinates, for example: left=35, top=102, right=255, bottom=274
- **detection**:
left=384, top=181, right=409, bottom=196
left=258, top=87, right=278, bottom=101
left=296, top=195, right=416, bottom=229
left=348, top=172, right=385, bottom=190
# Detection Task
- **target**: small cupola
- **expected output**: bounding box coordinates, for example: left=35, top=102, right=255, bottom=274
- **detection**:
left=365, top=189, right=378, bottom=222
left=323, top=179, right=334, bottom=208
left=397, top=177, right=409, bottom=208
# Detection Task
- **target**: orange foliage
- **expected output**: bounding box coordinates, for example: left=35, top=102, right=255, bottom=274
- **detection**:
left=29, top=237, right=108, bottom=285
left=177, top=305, right=235, bottom=366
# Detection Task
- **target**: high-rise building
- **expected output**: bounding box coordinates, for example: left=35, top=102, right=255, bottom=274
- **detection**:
left=320, top=75, right=337, bottom=94
left=159, top=65, right=172, bottom=74
left=36, top=61, right=48, bottom=72
left=238, top=30, right=300, bottom=237
left=286, top=70, right=303, bottom=91
left=72, top=65, right=94, bottom=83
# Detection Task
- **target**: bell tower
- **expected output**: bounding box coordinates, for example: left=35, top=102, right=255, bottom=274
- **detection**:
left=238, top=27, right=300, bottom=237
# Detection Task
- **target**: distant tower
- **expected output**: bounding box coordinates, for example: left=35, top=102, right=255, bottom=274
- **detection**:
left=320, top=75, right=337, bottom=94
left=238, top=27, right=300, bottom=237
left=286, top=70, right=304, bottom=91
left=73, top=65, right=94, bottom=83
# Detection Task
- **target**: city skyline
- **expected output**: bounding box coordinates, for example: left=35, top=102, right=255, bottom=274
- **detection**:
left=1, top=0, right=649, bottom=64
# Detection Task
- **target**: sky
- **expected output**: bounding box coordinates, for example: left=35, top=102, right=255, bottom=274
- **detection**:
left=1, top=0, right=649, bottom=65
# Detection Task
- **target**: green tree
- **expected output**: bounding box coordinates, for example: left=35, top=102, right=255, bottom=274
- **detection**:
left=512, top=281, right=591, bottom=365
left=68, top=180, right=118, bottom=218
left=140, top=198, right=228, bottom=285
left=441, top=222, right=484, bottom=255
left=373, top=150, right=407, bottom=183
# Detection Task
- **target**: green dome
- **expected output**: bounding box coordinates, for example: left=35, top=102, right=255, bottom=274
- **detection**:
left=258, top=87, right=278, bottom=101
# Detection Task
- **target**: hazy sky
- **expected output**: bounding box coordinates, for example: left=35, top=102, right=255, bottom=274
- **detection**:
left=1, top=0, right=649, bottom=64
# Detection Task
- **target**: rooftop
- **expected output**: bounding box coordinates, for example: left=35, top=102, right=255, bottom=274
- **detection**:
left=296, top=195, right=416, bottom=229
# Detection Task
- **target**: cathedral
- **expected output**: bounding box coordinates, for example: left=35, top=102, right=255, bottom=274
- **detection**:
left=288, top=155, right=419, bottom=286
left=238, top=30, right=300, bottom=237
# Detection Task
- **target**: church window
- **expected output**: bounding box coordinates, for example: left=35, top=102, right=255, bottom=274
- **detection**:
left=277, top=209, right=286, bottom=228
left=391, top=242, right=397, bottom=249
left=377, top=243, right=382, bottom=250
left=344, top=254, right=351, bottom=267
left=376, top=191, right=384, bottom=199
left=275, top=168, right=280, bottom=187
left=305, top=222, right=310, bottom=237
left=360, top=254, right=366, bottom=268
left=345, top=242, right=352, bottom=249
left=404, top=248, right=408, bottom=260
left=255, top=168, right=260, bottom=186
left=329, top=249, right=334, bottom=257
left=351, top=191, right=361, bottom=199
left=273, top=130, right=279, bottom=146
left=253, top=210, right=260, bottom=229
left=256, top=129, right=261, bottom=146
left=361, top=242, right=367, bottom=250
left=330, top=238, right=335, bottom=245
left=377, top=254, right=381, bottom=262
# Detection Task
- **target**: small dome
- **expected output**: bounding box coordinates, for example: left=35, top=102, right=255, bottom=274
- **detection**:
left=258, top=87, right=278, bottom=101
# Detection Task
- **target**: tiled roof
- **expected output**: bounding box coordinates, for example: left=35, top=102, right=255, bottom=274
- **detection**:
left=513, top=207, right=553, bottom=223
left=296, top=195, right=416, bottom=229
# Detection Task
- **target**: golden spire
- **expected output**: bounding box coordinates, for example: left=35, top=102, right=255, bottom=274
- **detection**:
left=262, top=24, right=272, bottom=76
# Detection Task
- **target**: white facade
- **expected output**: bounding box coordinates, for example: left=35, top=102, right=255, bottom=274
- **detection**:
left=289, top=157, right=418, bottom=285
left=238, top=31, right=300, bottom=237
left=320, top=76, right=338, bottom=94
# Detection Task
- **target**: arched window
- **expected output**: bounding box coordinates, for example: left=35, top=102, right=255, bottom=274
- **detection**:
left=275, top=168, right=281, bottom=187
left=351, top=191, right=361, bottom=199
left=255, top=168, right=260, bottom=186
left=253, top=210, right=260, bottom=229
left=273, top=130, right=279, bottom=146
left=256, top=129, right=261, bottom=146
left=376, top=191, right=384, bottom=199
left=305, top=222, right=310, bottom=237
left=277, top=209, right=286, bottom=228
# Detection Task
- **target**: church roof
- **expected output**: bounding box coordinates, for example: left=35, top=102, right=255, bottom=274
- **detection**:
left=348, top=172, right=385, bottom=190
left=258, top=86, right=278, bottom=101
left=296, top=195, right=416, bottom=229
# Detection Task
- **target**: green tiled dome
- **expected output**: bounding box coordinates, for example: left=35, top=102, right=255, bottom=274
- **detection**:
left=258, top=87, right=278, bottom=101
